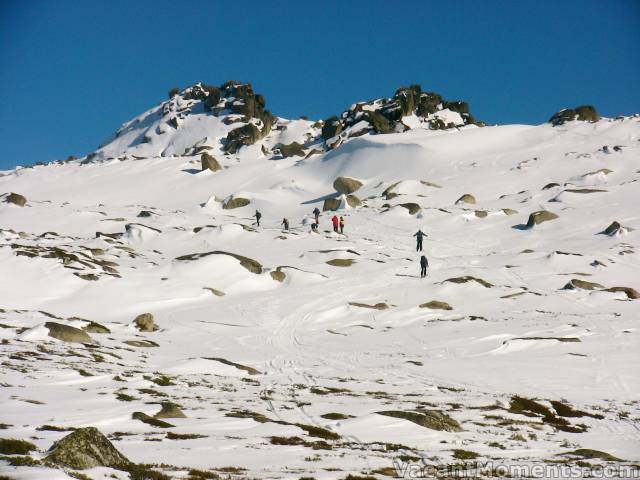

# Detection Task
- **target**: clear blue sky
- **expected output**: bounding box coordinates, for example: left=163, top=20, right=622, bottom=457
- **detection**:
left=1, top=0, right=639, bottom=169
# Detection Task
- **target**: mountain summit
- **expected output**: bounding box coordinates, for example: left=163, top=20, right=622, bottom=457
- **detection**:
left=89, top=81, right=485, bottom=163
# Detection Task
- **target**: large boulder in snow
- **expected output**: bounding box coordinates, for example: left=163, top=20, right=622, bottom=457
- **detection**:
left=399, top=203, right=421, bottom=215
left=201, top=152, right=222, bottom=172
left=224, top=124, right=261, bottom=154
left=45, top=427, right=130, bottom=470
left=223, top=196, right=251, bottom=210
left=455, top=194, right=476, bottom=205
left=346, top=194, right=362, bottom=208
left=4, top=192, right=27, bottom=207
left=333, top=176, right=363, bottom=194
left=599, top=221, right=633, bottom=236
left=323, top=197, right=341, bottom=211
left=154, top=402, right=187, bottom=419
left=525, top=210, right=558, bottom=228
left=277, top=142, right=305, bottom=158
left=133, top=313, right=158, bottom=332
left=45, top=322, right=93, bottom=343
left=549, top=105, right=599, bottom=126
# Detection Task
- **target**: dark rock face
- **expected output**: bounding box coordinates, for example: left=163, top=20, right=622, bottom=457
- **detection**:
left=45, top=427, right=130, bottom=470
left=549, top=105, right=600, bottom=126
left=321, top=84, right=479, bottom=148
left=321, top=116, right=343, bottom=140
left=45, top=322, right=93, bottom=343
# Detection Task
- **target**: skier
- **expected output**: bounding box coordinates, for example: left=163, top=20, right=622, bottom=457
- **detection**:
left=254, top=210, right=262, bottom=227
left=413, top=229, right=427, bottom=251
left=420, top=255, right=429, bottom=278
left=339, top=216, right=345, bottom=234
left=281, top=218, right=289, bottom=231
left=331, top=215, right=339, bottom=233
left=313, top=207, right=321, bottom=224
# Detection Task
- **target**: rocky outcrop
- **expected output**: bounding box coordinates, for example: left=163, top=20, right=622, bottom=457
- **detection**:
left=175, top=251, right=262, bottom=274
left=323, top=197, right=341, bottom=211
left=443, top=276, right=493, bottom=288
left=525, top=210, right=559, bottom=228
left=420, top=300, right=453, bottom=310
left=455, top=194, right=476, bottom=205
left=346, top=194, right=362, bottom=208
left=223, top=196, right=251, bottom=210
left=377, top=410, right=462, bottom=432
left=133, top=313, right=158, bottom=332
left=562, top=279, right=605, bottom=291
left=4, top=192, right=27, bottom=207
left=333, top=176, right=363, bottom=194
left=348, top=302, right=389, bottom=310
left=599, top=221, right=633, bottom=236
left=549, top=105, right=600, bottom=126
left=45, top=322, right=93, bottom=343
left=603, top=287, right=640, bottom=299
left=201, top=152, right=222, bottom=172
left=400, top=203, right=421, bottom=215
left=45, top=427, right=130, bottom=470
left=277, top=142, right=305, bottom=158
left=132, top=412, right=174, bottom=428
left=321, top=85, right=479, bottom=147
left=154, top=402, right=187, bottom=419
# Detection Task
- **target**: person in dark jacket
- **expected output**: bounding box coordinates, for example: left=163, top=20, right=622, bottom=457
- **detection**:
left=313, top=207, right=320, bottom=223
left=281, top=218, right=289, bottom=230
left=254, top=210, right=262, bottom=227
left=413, top=229, right=427, bottom=251
left=420, top=255, right=429, bottom=278
left=339, top=216, right=345, bottom=234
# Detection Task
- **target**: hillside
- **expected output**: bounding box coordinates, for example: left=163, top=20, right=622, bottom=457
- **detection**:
left=1, top=84, right=639, bottom=479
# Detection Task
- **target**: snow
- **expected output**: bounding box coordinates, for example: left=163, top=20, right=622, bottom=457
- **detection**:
left=1, top=111, right=639, bottom=478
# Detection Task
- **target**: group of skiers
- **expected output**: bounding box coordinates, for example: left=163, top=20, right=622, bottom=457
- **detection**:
left=253, top=208, right=429, bottom=278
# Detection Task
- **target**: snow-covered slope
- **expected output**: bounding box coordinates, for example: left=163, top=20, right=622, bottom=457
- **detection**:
left=1, top=87, right=639, bottom=480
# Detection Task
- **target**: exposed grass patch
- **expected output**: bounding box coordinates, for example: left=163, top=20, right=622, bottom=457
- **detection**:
left=270, top=436, right=332, bottom=450
left=296, top=423, right=340, bottom=440
left=116, top=392, right=138, bottom=402
left=166, top=432, right=208, bottom=440
left=452, top=449, right=479, bottom=460
left=563, top=449, right=622, bottom=461
left=0, top=438, right=37, bottom=455
left=123, top=463, right=171, bottom=480
left=36, top=425, right=76, bottom=432
left=187, top=469, right=220, bottom=479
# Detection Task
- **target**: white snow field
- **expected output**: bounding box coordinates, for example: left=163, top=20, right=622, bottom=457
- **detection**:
left=1, top=88, right=639, bottom=479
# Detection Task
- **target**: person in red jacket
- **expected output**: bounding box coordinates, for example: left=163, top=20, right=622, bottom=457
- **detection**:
left=331, top=215, right=339, bottom=233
